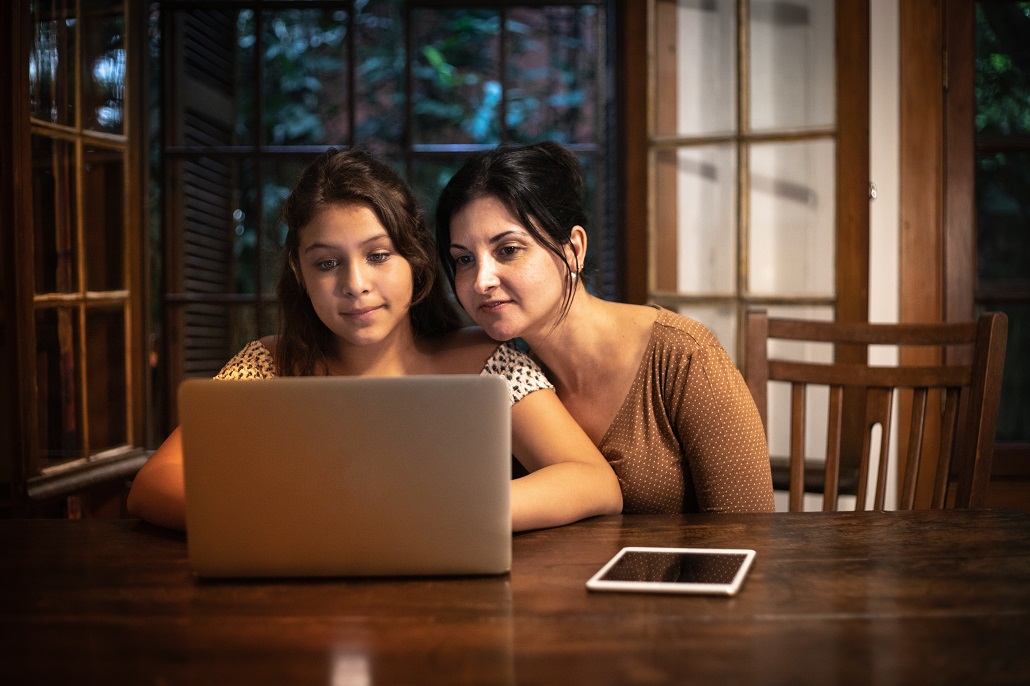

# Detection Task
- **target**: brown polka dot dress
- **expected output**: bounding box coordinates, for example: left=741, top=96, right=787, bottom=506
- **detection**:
left=598, top=307, right=775, bottom=514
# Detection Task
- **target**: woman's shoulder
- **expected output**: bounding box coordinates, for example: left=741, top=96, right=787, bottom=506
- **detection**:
left=214, top=338, right=277, bottom=379
left=649, top=306, right=720, bottom=349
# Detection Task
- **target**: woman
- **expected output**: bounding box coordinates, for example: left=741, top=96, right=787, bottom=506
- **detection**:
left=436, top=141, right=775, bottom=514
left=127, top=147, right=622, bottom=531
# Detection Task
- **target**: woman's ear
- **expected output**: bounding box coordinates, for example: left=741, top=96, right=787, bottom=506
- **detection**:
left=567, top=226, right=588, bottom=274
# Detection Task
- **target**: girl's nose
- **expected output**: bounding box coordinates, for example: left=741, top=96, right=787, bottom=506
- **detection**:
left=342, top=262, right=370, bottom=295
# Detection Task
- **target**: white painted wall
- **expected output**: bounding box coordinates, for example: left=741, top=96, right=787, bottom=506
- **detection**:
left=868, top=0, right=900, bottom=509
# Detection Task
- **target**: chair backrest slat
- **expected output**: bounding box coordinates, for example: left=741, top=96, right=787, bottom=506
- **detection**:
left=932, top=389, right=962, bottom=508
left=789, top=383, right=806, bottom=512
left=745, top=309, right=1008, bottom=512
left=822, top=385, right=845, bottom=512
left=768, top=361, right=970, bottom=388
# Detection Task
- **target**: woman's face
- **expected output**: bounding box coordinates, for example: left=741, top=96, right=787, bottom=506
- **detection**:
left=297, top=203, right=415, bottom=350
left=448, top=195, right=570, bottom=343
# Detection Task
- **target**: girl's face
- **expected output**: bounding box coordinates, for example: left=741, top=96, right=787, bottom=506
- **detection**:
left=297, top=203, right=415, bottom=350
left=448, top=195, right=571, bottom=343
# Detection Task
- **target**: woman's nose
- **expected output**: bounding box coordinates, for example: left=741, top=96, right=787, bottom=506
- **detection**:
left=475, top=259, right=500, bottom=292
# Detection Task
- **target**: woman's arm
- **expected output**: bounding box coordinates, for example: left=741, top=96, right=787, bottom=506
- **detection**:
left=510, top=389, right=623, bottom=532
left=126, top=426, right=187, bottom=530
left=674, top=344, right=776, bottom=513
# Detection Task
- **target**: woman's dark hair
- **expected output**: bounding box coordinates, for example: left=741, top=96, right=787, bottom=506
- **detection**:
left=435, top=141, right=589, bottom=322
left=276, top=147, right=462, bottom=376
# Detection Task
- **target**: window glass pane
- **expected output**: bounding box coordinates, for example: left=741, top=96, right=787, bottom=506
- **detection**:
left=260, top=155, right=314, bottom=296
left=262, top=7, right=350, bottom=146
left=32, top=135, right=78, bottom=294
left=654, top=0, right=736, bottom=137
left=748, top=139, right=835, bottom=297
left=411, top=8, right=501, bottom=145
left=987, top=303, right=1029, bottom=442
left=976, top=3, right=1030, bottom=138
left=749, top=0, right=834, bottom=131
left=507, top=6, right=599, bottom=145
left=411, top=154, right=467, bottom=217
left=83, top=145, right=124, bottom=291
left=86, top=306, right=127, bottom=451
left=82, top=0, right=125, bottom=134
left=30, top=0, right=76, bottom=126
left=655, top=145, right=737, bottom=295
left=355, top=0, right=404, bottom=150
left=976, top=152, right=1030, bottom=281
left=36, top=307, right=83, bottom=466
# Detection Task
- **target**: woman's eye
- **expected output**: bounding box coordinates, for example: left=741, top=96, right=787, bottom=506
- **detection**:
left=499, top=245, right=521, bottom=258
left=452, top=254, right=472, bottom=268
left=368, top=252, right=390, bottom=264
left=317, top=259, right=339, bottom=271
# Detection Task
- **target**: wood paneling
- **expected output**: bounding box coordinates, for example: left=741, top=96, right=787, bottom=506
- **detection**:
left=617, top=0, right=648, bottom=304
left=899, top=0, right=946, bottom=508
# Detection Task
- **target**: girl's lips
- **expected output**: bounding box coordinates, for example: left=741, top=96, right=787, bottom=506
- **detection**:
left=344, top=305, right=382, bottom=317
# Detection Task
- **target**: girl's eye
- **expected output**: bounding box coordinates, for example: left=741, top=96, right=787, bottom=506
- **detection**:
left=368, top=252, right=390, bottom=264
left=317, top=259, right=339, bottom=271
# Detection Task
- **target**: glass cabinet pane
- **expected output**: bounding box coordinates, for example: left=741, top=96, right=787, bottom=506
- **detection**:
left=82, top=0, right=125, bottom=134
left=411, top=8, right=501, bottom=145
left=86, top=306, right=127, bottom=451
left=507, top=6, right=599, bottom=145
left=748, top=139, right=835, bottom=297
left=749, top=0, right=835, bottom=131
left=30, top=0, right=76, bottom=126
left=653, top=0, right=736, bottom=138
left=36, top=308, right=83, bottom=466
left=32, top=135, right=78, bottom=294
left=83, top=145, right=124, bottom=291
left=262, top=7, right=350, bottom=146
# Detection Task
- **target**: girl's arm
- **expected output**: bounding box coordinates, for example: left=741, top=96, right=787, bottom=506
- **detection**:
left=126, top=426, right=187, bottom=531
left=510, top=389, right=623, bottom=532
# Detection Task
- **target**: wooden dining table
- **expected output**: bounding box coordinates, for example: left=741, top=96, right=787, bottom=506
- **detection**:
left=3, top=509, right=1029, bottom=685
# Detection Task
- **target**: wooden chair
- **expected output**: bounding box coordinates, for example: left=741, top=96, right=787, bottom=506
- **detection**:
left=744, top=310, right=1007, bottom=511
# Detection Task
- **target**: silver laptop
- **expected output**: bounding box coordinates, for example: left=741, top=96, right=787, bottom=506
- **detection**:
left=178, top=374, right=512, bottom=578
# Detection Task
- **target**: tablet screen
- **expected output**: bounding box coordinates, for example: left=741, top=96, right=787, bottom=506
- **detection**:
left=586, top=547, right=756, bottom=595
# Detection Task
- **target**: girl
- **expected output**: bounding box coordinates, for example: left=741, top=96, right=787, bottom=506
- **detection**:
left=127, top=148, right=622, bottom=531
left=436, top=141, right=775, bottom=514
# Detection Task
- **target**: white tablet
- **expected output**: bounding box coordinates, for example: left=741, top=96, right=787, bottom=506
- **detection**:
left=586, top=546, right=756, bottom=596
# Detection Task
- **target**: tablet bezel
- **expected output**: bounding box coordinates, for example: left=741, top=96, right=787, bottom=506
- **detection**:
left=585, top=546, right=756, bottom=596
